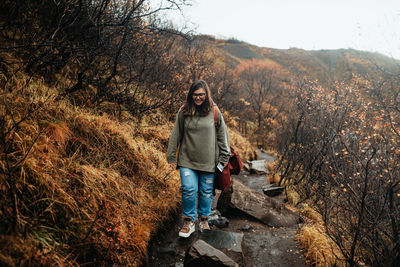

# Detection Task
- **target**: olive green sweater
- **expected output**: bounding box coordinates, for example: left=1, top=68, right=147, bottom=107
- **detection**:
left=166, top=106, right=230, bottom=172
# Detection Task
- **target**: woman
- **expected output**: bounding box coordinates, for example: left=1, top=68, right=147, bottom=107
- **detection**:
left=167, top=79, right=230, bottom=238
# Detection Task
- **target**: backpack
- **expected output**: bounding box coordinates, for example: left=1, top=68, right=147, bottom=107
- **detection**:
left=213, top=106, right=243, bottom=190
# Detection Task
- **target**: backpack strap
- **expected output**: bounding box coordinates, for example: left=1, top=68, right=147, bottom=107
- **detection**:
left=213, top=105, right=218, bottom=128
left=178, top=105, right=185, bottom=139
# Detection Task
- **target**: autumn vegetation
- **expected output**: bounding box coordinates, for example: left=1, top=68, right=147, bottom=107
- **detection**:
left=0, top=1, right=253, bottom=265
left=1, top=0, right=399, bottom=266
left=275, top=76, right=400, bottom=266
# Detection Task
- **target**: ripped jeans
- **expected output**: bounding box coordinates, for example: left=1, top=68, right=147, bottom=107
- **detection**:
left=179, top=167, right=214, bottom=222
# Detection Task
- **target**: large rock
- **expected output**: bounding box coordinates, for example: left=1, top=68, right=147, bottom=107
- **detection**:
left=244, top=159, right=268, bottom=174
left=233, top=173, right=268, bottom=193
left=217, top=180, right=301, bottom=227
left=200, top=230, right=244, bottom=253
left=243, top=227, right=307, bottom=267
left=184, top=240, right=239, bottom=267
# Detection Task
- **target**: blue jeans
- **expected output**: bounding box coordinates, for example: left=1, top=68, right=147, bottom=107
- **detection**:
left=179, top=167, right=214, bottom=222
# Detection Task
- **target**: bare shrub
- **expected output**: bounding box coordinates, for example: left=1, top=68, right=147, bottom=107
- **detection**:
left=0, top=0, right=191, bottom=116
left=277, top=78, right=400, bottom=266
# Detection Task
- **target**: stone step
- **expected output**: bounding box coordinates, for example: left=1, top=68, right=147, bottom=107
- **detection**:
left=263, top=184, right=285, bottom=197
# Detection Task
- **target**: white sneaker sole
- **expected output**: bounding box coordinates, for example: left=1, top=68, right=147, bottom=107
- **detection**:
left=179, top=227, right=195, bottom=238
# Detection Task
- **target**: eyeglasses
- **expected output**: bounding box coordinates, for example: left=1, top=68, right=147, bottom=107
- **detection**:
left=193, top=93, right=206, bottom=98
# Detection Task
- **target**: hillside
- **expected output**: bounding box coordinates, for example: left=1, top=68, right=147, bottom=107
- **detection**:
left=0, top=73, right=255, bottom=265
left=197, top=37, right=400, bottom=266
left=203, top=36, right=400, bottom=83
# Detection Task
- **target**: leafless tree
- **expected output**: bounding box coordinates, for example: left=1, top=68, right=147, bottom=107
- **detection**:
left=276, top=78, right=400, bottom=266
left=0, top=0, right=192, bottom=116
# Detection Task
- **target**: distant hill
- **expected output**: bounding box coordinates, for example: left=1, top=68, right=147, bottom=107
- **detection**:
left=199, top=35, right=400, bottom=83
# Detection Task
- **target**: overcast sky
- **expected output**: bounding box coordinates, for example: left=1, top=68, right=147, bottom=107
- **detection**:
left=160, top=0, right=400, bottom=59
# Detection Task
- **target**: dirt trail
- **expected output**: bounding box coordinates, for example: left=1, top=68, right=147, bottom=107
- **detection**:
left=147, top=151, right=306, bottom=267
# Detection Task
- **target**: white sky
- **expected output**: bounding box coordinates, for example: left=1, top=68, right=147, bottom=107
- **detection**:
left=160, top=0, right=400, bottom=59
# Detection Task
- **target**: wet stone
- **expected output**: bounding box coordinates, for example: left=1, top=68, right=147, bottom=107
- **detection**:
left=263, top=184, right=285, bottom=197
left=270, top=248, right=282, bottom=256
left=243, top=228, right=306, bottom=267
left=210, top=209, right=222, bottom=218
left=184, top=240, right=239, bottom=267
left=240, top=224, right=253, bottom=231
left=199, top=229, right=244, bottom=253
left=210, top=217, right=229, bottom=228
left=209, top=209, right=229, bottom=228
left=246, top=159, right=268, bottom=174
left=155, top=247, right=176, bottom=256
left=233, top=174, right=268, bottom=193
left=257, top=149, right=276, bottom=162
left=217, top=179, right=302, bottom=227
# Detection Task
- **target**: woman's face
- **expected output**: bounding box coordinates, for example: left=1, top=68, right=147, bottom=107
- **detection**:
left=192, top=87, right=206, bottom=106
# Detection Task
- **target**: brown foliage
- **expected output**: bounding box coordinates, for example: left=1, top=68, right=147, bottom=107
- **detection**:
left=0, top=0, right=192, bottom=116
left=276, top=77, right=400, bottom=266
left=233, top=59, right=288, bottom=147
left=0, top=74, right=181, bottom=265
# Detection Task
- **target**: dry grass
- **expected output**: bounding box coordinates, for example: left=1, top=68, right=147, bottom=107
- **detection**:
left=0, top=76, right=181, bottom=265
left=0, top=73, right=256, bottom=266
left=293, top=203, right=346, bottom=267
left=228, top=128, right=255, bottom=161
left=286, top=188, right=301, bottom=207
left=223, top=112, right=257, bottom=161
left=296, top=223, right=345, bottom=267
left=283, top=178, right=345, bottom=266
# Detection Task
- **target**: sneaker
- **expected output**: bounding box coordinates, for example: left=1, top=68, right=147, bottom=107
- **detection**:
left=179, top=217, right=195, bottom=238
left=199, top=216, right=210, bottom=232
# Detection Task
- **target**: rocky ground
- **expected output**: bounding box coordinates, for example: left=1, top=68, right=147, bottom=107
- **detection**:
left=147, top=151, right=307, bottom=267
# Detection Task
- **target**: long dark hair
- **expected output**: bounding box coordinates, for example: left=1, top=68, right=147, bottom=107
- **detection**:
left=182, top=80, right=214, bottom=116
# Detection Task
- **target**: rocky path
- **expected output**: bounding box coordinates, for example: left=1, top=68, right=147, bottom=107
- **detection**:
left=147, top=151, right=306, bottom=267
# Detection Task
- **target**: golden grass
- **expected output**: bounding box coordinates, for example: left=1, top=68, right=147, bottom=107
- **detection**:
left=228, top=128, right=255, bottom=161
left=294, top=203, right=346, bottom=267
left=222, top=111, right=257, bottom=160
left=0, top=234, right=77, bottom=267
left=296, top=224, right=345, bottom=267
left=0, top=77, right=181, bottom=265
left=286, top=188, right=301, bottom=207
left=0, top=73, right=255, bottom=266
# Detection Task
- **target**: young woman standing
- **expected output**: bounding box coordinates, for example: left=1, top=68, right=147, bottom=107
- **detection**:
left=167, top=80, right=230, bottom=238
